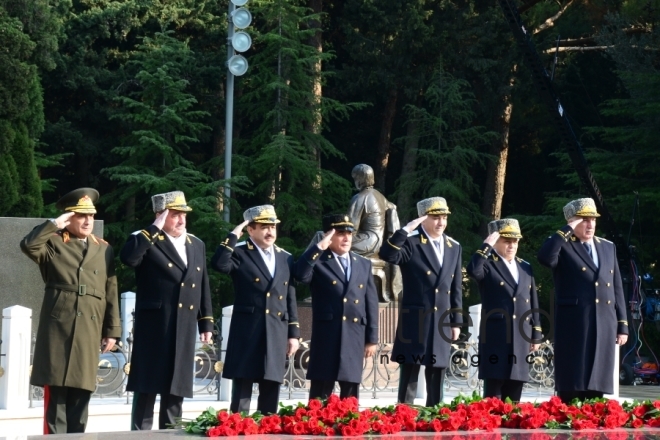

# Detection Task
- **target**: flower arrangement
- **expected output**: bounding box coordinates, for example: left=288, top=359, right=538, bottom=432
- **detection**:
left=180, top=393, right=660, bottom=437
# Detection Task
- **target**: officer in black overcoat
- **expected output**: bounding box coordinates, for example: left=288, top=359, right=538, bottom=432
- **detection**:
left=379, top=197, right=463, bottom=406
left=293, top=214, right=379, bottom=401
left=121, top=191, right=214, bottom=430
left=466, top=218, right=543, bottom=402
left=538, top=198, right=628, bottom=403
left=210, top=205, right=300, bottom=414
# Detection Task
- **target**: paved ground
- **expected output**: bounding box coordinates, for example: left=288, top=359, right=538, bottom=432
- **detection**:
left=1, top=385, right=657, bottom=439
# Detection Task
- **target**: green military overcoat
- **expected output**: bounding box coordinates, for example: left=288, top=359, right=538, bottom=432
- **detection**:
left=20, top=220, right=121, bottom=392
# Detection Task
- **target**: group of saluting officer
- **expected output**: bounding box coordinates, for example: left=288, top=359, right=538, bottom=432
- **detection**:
left=21, top=187, right=628, bottom=435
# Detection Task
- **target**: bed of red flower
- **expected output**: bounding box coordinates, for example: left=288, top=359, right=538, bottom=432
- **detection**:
left=180, top=394, right=660, bottom=437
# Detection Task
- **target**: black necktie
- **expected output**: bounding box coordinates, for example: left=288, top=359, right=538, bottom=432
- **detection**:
left=339, top=256, right=349, bottom=282
left=583, top=242, right=593, bottom=258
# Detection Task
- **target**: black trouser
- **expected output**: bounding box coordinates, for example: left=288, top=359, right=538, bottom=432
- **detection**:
left=557, top=390, right=604, bottom=404
left=131, top=392, right=183, bottom=430
left=231, top=378, right=280, bottom=415
left=309, top=380, right=359, bottom=401
left=398, top=364, right=446, bottom=407
left=43, top=385, right=92, bottom=434
left=483, top=379, right=525, bottom=402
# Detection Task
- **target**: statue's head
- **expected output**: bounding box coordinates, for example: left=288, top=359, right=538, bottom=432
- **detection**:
left=352, top=164, right=375, bottom=190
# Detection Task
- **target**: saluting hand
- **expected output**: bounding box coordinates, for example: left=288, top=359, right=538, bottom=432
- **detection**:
left=316, top=229, right=335, bottom=250
left=153, top=209, right=169, bottom=230
left=567, top=216, right=583, bottom=231
left=484, top=231, right=500, bottom=246
left=231, top=220, right=250, bottom=238
left=403, top=215, right=427, bottom=233
left=54, top=212, right=75, bottom=229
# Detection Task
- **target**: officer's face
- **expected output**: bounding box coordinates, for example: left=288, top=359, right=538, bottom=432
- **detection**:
left=573, top=216, right=597, bottom=241
left=494, top=237, right=519, bottom=262
left=422, top=214, right=447, bottom=239
left=248, top=223, right=277, bottom=249
left=329, top=230, right=353, bottom=256
left=162, top=210, right=187, bottom=238
left=67, top=213, right=94, bottom=238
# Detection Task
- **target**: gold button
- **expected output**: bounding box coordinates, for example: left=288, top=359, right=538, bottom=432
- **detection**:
left=607, top=300, right=611, bottom=304
left=595, top=299, right=599, bottom=303
left=513, top=298, right=517, bottom=302
left=353, top=318, right=358, bottom=322
left=343, top=316, right=346, bottom=321
left=279, top=295, right=283, bottom=300
left=284, top=281, right=288, bottom=285
left=181, top=282, right=185, bottom=287
left=267, top=292, right=271, bottom=297
left=255, top=278, right=260, bottom=282
left=168, top=263, right=173, bottom=268
left=197, top=267, right=201, bottom=271
left=607, top=283, right=611, bottom=287
left=512, top=315, right=516, bottom=319
left=595, top=282, right=599, bottom=286
left=189, top=305, right=194, bottom=310
left=610, top=270, right=614, bottom=274
left=192, top=284, right=195, bottom=288
left=500, top=282, right=504, bottom=286
left=354, top=300, right=359, bottom=304
left=266, top=309, right=270, bottom=314
left=529, top=285, right=532, bottom=289
left=446, top=308, right=450, bottom=311
left=434, top=307, right=438, bottom=311
left=451, top=274, right=455, bottom=278
left=435, top=289, right=439, bottom=293
left=447, top=291, right=450, bottom=295
left=526, top=299, right=529, bottom=303
left=333, top=281, right=337, bottom=285
left=359, top=284, right=363, bottom=288
left=427, top=271, right=431, bottom=275
left=526, top=317, right=530, bottom=321
left=178, top=303, right=182, bottom=308
left=277, top=312, right=282, bottom=316
left=343, top=298, right=347, bottom=303
left=582, top=267, right=586, bottom=271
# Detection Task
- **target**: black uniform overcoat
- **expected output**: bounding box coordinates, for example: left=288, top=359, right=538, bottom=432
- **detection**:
left=21, top=220, right=121, bottom=392
left=379, top=227, right=463, bottom=368
left=210, top=234, right=300, bottom=383
left=466, top=243, right=543, bottom=382
left=293, top=246, right=379, bottom=383
left=537, top=224, right=628, bottom=394
left=120, top=224, right=214, bottom=398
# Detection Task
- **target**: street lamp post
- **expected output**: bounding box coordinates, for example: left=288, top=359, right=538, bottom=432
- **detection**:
left=224, top=0, right=252, bottom=222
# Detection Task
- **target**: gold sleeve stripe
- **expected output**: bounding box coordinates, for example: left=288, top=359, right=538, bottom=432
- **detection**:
left=533, top=326, right=542, bottom=331
left=220, top=243, right=234, bottom=251
left=198, top=316, right=214, bottom=322
left=386, top=239, right=400, bottom=250
left=141, top=230, right=151, bottom=240
left=618, top=320, right=628, bottom=325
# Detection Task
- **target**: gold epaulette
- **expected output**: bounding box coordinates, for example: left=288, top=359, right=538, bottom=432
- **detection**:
left=275, top=245, right=291, bottom=255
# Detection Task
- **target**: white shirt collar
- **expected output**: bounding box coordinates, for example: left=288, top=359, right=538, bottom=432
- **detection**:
left=164, top=230, right=188, bottom=266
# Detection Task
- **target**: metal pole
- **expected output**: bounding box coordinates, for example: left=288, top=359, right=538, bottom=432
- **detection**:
left=224, top=2, right=236, bottom=223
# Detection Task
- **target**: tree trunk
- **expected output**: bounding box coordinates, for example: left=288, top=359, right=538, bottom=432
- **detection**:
left=479, top=68, right=516, bottom=236
left=375, top=86, right=398, bottom=192
left=397, top=108, right=420, bottom=223
left=306, top=0, right=323, bottom=206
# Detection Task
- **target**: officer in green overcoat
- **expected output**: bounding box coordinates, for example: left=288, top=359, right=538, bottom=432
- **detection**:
left=20, top=188, right=121, bottom=434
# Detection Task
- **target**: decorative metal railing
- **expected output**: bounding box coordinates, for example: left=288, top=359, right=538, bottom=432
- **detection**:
left=27, top=329, right=554, bottom=405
